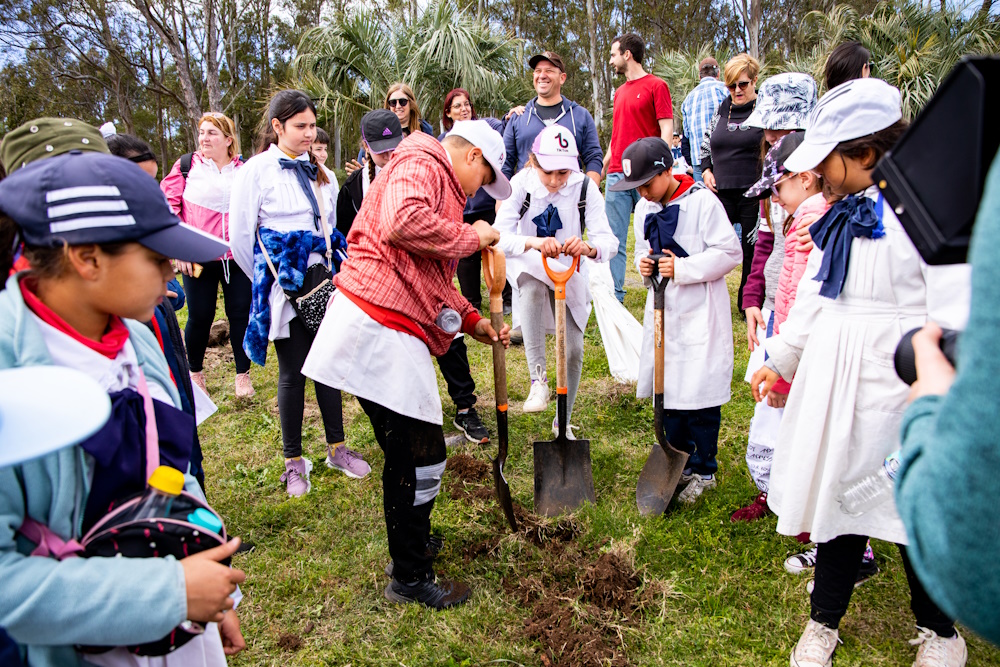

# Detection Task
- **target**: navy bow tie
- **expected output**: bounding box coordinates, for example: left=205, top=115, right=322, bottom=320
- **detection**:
left=279, top=158, right=321, bottom=229
left=644, top=205, right=689, bottom=258
left=533, top=204, right=563, bottom=238
left=810, top=194, right=885, bottom=298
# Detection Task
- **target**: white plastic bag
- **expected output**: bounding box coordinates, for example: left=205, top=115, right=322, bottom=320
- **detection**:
left=588, top=262, right=643, bottom=383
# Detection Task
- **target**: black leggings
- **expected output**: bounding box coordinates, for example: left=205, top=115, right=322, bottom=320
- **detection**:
left=358, top=397, right=446, bottom=583
left=182, top=260, right=252, bottom=374
left=272, top=315, right=345, bottom=458
left=715, top=188, right=758, bottom=313
left=811, top=534, right=955, bottom=636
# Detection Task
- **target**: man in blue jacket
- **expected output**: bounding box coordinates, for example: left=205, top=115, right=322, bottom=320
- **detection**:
left=502, top=51, right=603, bottom=185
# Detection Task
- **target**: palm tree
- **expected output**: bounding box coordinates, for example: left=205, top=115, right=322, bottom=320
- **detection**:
left=294, top=0, right=529, bottom=162
left=797, top=0, right=1000, bottom=118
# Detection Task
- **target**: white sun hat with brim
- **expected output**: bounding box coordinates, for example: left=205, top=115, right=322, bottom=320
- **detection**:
left=0, top=366, right=112, bottom=467
left=784, top=78, right=902, bottom=174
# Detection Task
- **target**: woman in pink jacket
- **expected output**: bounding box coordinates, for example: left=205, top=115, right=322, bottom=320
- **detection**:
left=161, top=113, right=253, bottom=399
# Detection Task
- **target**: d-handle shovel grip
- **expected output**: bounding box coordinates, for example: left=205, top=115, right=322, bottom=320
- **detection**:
left=482, top=246, right=507, bottom=300
left=542, top=254, right=580, bottom=301
left=648, top=253, right=669, bottom=310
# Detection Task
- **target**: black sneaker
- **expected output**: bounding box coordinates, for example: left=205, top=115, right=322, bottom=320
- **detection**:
left=454, top=408, right=489, bottom=444
left=384, top=577, right=471, bottom=610
left=385, top=536, right=444, bottom=578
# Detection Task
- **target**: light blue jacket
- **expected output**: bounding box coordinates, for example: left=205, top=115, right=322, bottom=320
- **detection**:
left=0, top=274, right=190, bottom=667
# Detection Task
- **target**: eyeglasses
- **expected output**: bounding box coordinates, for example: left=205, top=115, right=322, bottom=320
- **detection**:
left=727, top=80, right=752, bottom=91
left=450, top=101, right=472, bottom=111
left=770, top=173, right=794, bottom=196
left=388, top=98, right=409, bottom=108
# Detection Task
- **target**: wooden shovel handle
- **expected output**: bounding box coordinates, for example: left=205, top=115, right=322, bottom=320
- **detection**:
left=542, top=254, right=579, bottom=301
left=483, top=246, right=508, bottom=408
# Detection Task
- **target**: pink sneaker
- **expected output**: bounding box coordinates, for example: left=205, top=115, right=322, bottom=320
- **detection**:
left=326, top=444, right=371, bottom=479
left=280, top=457, right=312, bottom=497
left=190, top=371, right=207, bottom=395
left=234, top=372, right=255, bottom=399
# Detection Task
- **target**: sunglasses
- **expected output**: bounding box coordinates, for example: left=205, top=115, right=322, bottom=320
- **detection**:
left=727, top=80, right=752, bottom=91
left=770, top=173, right=794, bottom=196
left=388, top=98, right=409, bottom=108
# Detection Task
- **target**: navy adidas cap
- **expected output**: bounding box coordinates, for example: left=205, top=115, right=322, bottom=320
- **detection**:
left=0, top=151, right=228, bottom=263
left=609, top=137, right=674, bottom=191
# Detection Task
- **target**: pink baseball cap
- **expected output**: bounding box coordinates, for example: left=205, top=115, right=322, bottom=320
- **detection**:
left=531, top=125, right=580, bottom=172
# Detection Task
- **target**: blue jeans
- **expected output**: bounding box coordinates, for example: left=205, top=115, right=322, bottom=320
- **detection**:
left=662, top=405, right=722, bottom=476
left=692, top=163, right=703, bottom=183
left=605, top=172, right=641, bottom=303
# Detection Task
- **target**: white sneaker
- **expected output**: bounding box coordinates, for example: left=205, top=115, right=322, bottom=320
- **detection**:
left=910, top=627, right=967, bottom=667
left=551, top=417, right=578, bottom=440
left=677, top=474, right=716, bottom=504
left=790, top=620, right=840, bottom=667
left=785, top=547, right=819, bottom=575
left=523, top=380, right=550, bottom=413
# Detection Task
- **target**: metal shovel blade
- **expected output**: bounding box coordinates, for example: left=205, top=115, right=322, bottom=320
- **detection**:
left=636, top=440, right=689, bottom=517
left=533, top=435, right=596, bottom=517
left=493, top=408, right=518, bottom=531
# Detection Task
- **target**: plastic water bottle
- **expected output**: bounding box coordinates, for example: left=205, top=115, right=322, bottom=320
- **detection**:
left=187, top=508, right=223, bottom=534
left=838, top=451, right=902, bottom=516
left=435, top=306, right=462, bottom=334
left=130, top=465, right=185, bottom=521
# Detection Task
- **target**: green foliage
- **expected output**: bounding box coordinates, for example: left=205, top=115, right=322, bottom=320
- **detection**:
left=797, top=0, right=1000, bottom=117
left=295, top=0, right=529, bottom=149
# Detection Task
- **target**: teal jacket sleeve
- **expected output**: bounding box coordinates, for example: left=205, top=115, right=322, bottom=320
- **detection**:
left=896, top=154, right=1000, bottom=646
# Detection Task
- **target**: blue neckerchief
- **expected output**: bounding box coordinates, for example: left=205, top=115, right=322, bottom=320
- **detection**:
left=279, top=158, right=321, bottom=230
left=809, top=193, right=885, bottom=299
left=644, top=205, right=690, bottom=258
left=533, top=204, right=563, bottom=238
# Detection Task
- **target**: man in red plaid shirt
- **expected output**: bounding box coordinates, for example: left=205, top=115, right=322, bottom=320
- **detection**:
left=303, top=119, right=511, bottom=609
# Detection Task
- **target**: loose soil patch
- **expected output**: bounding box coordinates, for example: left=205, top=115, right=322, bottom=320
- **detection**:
left=448, top=455, right=644, bottom=666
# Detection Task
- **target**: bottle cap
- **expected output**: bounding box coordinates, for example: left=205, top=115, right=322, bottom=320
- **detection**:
left=147, top=465, right=185, bottom=496
left=188, top=508, right=223, bottom=534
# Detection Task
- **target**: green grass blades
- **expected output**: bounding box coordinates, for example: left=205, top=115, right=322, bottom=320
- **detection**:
left=187, top=225, right=1000, bottom=666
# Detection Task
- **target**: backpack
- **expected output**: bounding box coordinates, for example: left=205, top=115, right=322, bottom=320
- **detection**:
left=518, top=175, right=589, bottom=234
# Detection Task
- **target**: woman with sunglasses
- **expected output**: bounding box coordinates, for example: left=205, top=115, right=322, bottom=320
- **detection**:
left=161, top=112, right=255, bottom=399
left=698, top=54, right=764, bottom=315
left=346, top=83, right=434, bottom=173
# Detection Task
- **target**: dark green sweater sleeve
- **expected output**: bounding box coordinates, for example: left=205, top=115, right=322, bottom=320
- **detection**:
left=896, top=153, right=1000, bottom=646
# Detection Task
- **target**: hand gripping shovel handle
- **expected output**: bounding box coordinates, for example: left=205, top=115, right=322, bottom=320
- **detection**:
left=542, top=254, right=580, bottom=425
left=483, top=246, right=518, bottom=531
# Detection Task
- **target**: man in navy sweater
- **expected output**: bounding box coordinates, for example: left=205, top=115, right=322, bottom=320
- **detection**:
left=502, top=51, right=603, bottom=185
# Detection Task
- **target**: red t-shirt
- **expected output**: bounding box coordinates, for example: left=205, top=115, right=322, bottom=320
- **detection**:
left=608, top=74, right=673, bottom=173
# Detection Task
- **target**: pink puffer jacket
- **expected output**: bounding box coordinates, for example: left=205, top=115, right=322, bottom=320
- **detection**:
left=771, top=192, right=829, bottom=394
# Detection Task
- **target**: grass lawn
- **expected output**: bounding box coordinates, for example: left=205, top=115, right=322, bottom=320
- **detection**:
left=187, top=225, right=1000, bottom=667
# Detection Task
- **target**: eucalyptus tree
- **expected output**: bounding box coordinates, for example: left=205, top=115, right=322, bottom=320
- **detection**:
left=294, top=0, right=529, bottom=165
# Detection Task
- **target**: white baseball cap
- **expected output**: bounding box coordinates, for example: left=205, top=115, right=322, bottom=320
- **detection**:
left=784, top=78, right=902, bottom=173
left=446, top=119, right=512, bottom=200
left=531, top=124, right=580, bottom=173
left=0, top=366, right=111, bottom=467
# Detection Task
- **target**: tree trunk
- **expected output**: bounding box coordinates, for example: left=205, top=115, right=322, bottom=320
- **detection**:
left=586, top=0, right=604, bottom=130
left=409, top=0, right=418, bottom=24
left=334, top=122, right=342, bottom=169
left=130, top=0, right=203, bottom=132
left=204, top=0, right=223, bottom=112
left=477, top=0, right=484, bottom=20
left=979, top=0, right=993, bottom=16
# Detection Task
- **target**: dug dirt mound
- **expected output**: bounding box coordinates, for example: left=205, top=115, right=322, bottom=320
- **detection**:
left=446, top=452, right=490, bottom=483
left=449, top=465, right=642, bottom=666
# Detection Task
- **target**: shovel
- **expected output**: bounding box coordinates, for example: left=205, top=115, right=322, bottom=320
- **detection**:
left=533, top=254, right=596, bottom=517
left=482, top=246, right=518, bottom=532
left=636, top=254, right=691, bottom=516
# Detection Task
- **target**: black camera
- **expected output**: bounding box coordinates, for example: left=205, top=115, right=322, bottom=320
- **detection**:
left=873, top=57, right=999, bottom=383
